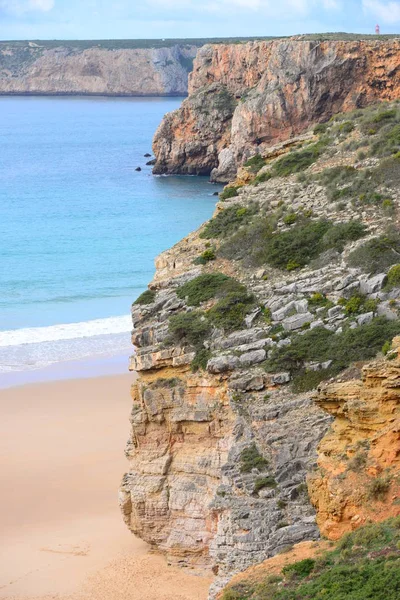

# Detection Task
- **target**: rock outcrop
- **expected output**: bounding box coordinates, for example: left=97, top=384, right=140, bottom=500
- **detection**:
left=153, top=38, right=400, bottom=179
left=0, top=41, right=198, bottom=96
left=308, top=341, right=400, bottom=540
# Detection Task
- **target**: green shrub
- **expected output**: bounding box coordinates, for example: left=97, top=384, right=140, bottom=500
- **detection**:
left=208, top=289, right=255, bottom=331
left=368, top=477, right=391, bottom=500
left=176, top=273, right=244, bottom=306
left=348, top=451, right=367, bottom=472
left=338, top=121, right=355, bottom=134
left=282, top=558, right=315, bottom=578
left=265, top=318, right=400, bottom=389
left=261, top=218, right=365, bottom=271
left=382, top=340, right=392, bottom=355
left=220, top=185, right=240, bottom=201
left=240, top=444, right=269, bottom=473
left=244, top=154, right=266, bottom=173
left=322, top=221, right=367, bottom=252
left=348, top=232, right=400, bottom=274
left=272, top=139, right=328, bottom=177
left=200, top=203, right=258, bottom=239
left=133, top=289, right=156, bottom=305
left=283, top=212, right=297, bottom=225
left=251, top=170, right=273, bottom=186
left=387, top=264, right=400, bottom=287
left=254, top=476, right=277, bottom=493
left=344, top=294, right=364, bottom=315
left=292, top=367, right=338, bottom=393
left=191, top=348, right=212, bottom=372
left=314, top=122, right=328, bottom=135
left=308, top=292, right=330, bottom=308
left=168, top=311, right=210, bottom=347
left=370, top=123, right=400, bottom=157
left=194, top=248, right=216, bottom=264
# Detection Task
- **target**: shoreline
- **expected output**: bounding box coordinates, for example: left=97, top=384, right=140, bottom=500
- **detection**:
left=0, top=374, right=212, bottom=600
left=0, top=352, right=131, bottom=390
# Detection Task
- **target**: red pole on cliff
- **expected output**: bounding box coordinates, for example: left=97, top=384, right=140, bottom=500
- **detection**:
left=375, top=24, right=380, bottom=35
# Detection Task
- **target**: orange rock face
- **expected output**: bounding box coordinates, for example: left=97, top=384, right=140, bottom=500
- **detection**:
left=153, top=38, right=400, bottom=181
left=308, top=340, right=400, bottom=540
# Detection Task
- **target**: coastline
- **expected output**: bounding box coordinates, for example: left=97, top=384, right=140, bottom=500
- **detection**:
left=0, top=352, right=131, bottom=390
left=0, top=374, right=212, bottom=600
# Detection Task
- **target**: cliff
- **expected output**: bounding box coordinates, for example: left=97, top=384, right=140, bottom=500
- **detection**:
left=308, top=340, right=400, bottom=540
left=0, top=41, right=198, bottom=96
left=153, top=38, right=400, bottom=180
left=122, top=100, right=400, bottom=597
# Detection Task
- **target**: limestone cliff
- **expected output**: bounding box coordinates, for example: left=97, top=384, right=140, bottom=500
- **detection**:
left=122, top=100, right=400, bottom=596
left=153, top=38, right=400, bottom=180
left=0, top=41, right=198, bottom=96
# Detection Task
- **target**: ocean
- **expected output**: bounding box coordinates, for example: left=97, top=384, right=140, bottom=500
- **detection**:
left=0, top=96, right=218, bottom=384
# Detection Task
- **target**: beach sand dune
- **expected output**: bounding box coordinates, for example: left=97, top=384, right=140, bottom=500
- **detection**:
left=0, top=375, right=211, bottom=600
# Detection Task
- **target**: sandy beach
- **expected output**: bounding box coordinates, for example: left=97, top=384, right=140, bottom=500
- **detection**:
left=0, top=375, right=212, bottom=600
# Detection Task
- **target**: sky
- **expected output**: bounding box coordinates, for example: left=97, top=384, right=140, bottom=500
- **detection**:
left=0, top=0, right=399, bottom=40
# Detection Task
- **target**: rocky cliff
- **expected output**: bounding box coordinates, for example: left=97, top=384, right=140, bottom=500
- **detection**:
left=153, top=38, right=400, bottom=180
left=122, top=100, right=400, bottom=597
left=0, top=41, right=198, bottom=96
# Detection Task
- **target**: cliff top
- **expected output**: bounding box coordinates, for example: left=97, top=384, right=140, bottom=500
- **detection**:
left=1, top=33, right=399, bottom=52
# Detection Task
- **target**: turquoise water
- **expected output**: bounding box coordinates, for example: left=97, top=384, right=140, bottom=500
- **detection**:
left=0, top=96, right=218, bottom=378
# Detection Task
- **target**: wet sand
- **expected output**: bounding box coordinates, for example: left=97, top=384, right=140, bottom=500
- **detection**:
left=0, top=375, right=212, bottom=600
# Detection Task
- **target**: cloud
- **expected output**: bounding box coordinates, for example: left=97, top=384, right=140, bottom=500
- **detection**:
left=362, top=0, right=400, bottom=23
left=0, top=0, right=54, bottom=14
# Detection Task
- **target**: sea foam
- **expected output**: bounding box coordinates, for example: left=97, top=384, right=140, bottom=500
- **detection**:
left=0, top=315, right=132, bottom=348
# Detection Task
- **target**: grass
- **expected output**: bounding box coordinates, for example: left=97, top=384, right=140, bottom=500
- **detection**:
left=222, top=517, right=400, bottom=600
left=176, top=273, right=245, bottom=306
left=264, top=317, right=400, bottom=391
left=133, top=289, right=156, bottom=305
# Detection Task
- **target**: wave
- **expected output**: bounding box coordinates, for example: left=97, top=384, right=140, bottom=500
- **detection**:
left=0, top=315, right=132, bottom=348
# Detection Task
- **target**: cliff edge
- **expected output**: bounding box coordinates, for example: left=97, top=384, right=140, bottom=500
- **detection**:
left=153, top=38, right=400, bottom=180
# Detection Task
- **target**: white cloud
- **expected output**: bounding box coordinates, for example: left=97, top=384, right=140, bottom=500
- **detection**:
left=0, top=0, right=54, bottom=14
left=362, top=0, right=400, bottom=23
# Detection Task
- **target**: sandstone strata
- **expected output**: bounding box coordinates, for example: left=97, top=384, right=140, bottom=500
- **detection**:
left=0, top=42, right=197, bottom=96
left=308, top=342, right=400, bottom=540
left=153, top=38, right=400, bottom=180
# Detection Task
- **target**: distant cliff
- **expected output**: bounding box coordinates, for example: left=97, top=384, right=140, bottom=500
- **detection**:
left=0, top=41, right=198, bottom=96
left=153, top=37, right=400, bottom=180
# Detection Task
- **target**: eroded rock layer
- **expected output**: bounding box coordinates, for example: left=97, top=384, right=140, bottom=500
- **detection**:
left=309, top=342, right=400, bottom=540
left=153, top=38, right=400, bottom=180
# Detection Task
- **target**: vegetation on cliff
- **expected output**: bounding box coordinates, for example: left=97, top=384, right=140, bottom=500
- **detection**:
left=222, top=518, right=400, bottom=600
